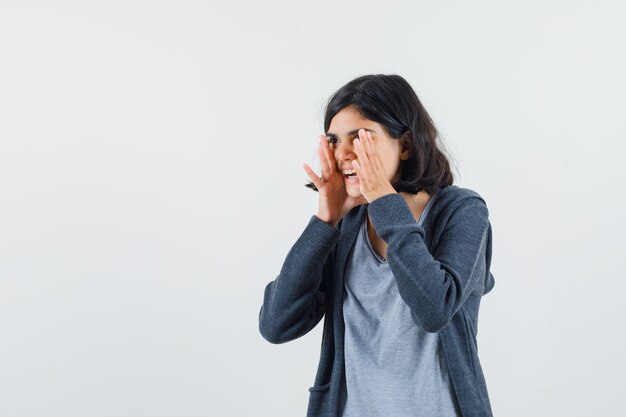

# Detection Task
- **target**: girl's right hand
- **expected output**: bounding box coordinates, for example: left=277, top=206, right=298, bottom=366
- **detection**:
left=302, top=135, right=368, bottom=227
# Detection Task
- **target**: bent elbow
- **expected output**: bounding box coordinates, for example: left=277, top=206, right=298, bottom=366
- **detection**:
left=259, top=307, right=287, bottom=344
left=259, top=324, right=286, bottom=344
left=259, top=318, right=293, bottom=345
left=258, top=306, right=308, bottom=344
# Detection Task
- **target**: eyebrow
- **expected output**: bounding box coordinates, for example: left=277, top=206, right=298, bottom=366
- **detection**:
left=326, top=128, right=377, bottom=138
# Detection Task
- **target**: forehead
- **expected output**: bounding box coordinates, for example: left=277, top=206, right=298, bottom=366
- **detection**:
left=327, top=106, right=381, bottom=134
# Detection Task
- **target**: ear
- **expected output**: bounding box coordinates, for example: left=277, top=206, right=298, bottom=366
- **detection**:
left=399, top=132, right=412, bottom=161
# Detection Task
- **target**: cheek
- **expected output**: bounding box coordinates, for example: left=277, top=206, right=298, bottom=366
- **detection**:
left=379, top=153, right=402, bottom=177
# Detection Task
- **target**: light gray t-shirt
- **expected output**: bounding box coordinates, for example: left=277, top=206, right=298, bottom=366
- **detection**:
left=340, top=191, right=461, bottom=417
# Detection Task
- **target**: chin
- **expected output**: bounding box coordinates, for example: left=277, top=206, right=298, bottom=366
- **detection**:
left=345, top=186, right=363, bottom=199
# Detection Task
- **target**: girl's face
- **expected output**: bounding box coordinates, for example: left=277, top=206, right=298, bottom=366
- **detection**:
left=326, top=105, right=410, bottom=198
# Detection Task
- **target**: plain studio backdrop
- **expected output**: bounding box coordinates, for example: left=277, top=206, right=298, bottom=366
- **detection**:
left=1, top=1, right=625, bottom=416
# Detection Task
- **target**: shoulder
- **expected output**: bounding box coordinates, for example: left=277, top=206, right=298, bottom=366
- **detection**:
left=434, top=184, right=489, bottom=212
left=428, top=184, right=490, bottom=230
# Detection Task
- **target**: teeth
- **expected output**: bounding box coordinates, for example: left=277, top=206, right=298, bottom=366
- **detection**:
left=342, top=169, right=357, bottom=175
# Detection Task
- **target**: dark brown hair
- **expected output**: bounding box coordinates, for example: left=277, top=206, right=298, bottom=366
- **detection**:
left=305, top=74, right=455, bottom=195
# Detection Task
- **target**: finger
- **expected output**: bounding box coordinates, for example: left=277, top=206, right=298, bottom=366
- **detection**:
left=364, top=131, right=382, bottom=171
left=317, top=136, right=335, bottom=178
left=303, top=163, right=323, bottom=188
left=351, top=159, right=363, bottom=180
left=319, top=135, right=337, bottom=175
left=354, top=137, right=370, bottom=169
left=359, top=129, right=373, bottom=165
left=316, top=145, right=331, bottom=180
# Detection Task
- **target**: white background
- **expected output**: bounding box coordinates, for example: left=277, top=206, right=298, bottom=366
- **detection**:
left=1, top=1, right=625, bottom=416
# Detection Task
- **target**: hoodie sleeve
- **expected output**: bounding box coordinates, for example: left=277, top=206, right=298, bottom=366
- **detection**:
left=258, top=215, right=341, bottom=344
left=367, top=192, right=492, bottom=333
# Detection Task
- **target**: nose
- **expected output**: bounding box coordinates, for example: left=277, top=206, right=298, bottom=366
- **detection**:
left=333, top=140, right=357, bottom=168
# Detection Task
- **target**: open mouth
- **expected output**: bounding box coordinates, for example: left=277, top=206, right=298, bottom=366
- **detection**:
left=343, top=169, right=358, bottom=179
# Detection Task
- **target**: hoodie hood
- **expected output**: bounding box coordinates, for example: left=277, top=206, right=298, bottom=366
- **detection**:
left=416, top=184, right=496, bottom=296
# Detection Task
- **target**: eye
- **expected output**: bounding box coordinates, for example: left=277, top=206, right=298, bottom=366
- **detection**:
left=326, top=137, right=339, bottom=146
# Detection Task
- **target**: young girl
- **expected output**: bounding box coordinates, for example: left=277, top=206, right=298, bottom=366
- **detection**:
left=259, top=74, right=495, bottom=417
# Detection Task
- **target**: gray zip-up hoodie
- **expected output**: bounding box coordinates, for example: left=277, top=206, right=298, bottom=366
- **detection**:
left=259, top=184, right=496, bottom=417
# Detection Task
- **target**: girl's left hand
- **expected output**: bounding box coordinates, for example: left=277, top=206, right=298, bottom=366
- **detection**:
left=352, top=128, right=398, bottom=203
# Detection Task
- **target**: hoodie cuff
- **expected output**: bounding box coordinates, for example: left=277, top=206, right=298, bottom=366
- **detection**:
left=367, top=193, right=423, bottom=237
left=298, top=215, right=342, bottom=256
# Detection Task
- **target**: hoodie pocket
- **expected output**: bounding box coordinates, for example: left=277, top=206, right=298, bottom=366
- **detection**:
left=307, top=382, right=330, bottom=416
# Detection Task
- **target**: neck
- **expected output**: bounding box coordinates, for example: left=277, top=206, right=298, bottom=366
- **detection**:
left=399, top=190, right=432, bottom=219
